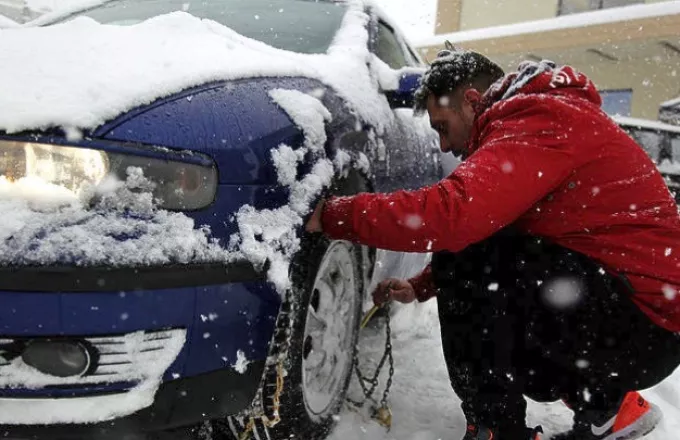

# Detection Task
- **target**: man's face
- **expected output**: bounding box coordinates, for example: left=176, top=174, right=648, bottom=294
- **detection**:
left=426, top=90, right=479, bottom=158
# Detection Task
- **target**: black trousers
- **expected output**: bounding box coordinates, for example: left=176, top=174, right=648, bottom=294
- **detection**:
left=432, top=230, right=680, bottom=435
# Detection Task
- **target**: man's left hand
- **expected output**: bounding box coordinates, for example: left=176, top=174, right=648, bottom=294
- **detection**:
left=305, top=199, right=325, bottom=233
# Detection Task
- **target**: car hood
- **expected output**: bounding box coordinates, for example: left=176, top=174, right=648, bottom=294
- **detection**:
left=91, top=76, right=323, bottom=185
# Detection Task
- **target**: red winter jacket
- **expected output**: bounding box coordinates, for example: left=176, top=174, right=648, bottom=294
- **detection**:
left=322, top=62, right=680, bottom=332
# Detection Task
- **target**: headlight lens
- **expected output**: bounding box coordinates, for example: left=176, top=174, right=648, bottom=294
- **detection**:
left=0, top=141, right=217, bottom=210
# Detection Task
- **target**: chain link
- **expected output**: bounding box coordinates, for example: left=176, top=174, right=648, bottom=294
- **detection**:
left=347, top=303, right=394, bottom=413
left=380, top=311, right=394, bottom=409
left=233, top=293, right=294, bottom=440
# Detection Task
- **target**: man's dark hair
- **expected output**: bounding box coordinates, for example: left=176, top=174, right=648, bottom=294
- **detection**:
left=414, top=44, right=505, bottom=114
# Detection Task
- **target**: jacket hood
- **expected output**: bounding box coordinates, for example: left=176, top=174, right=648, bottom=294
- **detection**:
left=479, top=60, right=602, bottom=112
left=465, top=61, right=602, bottom=155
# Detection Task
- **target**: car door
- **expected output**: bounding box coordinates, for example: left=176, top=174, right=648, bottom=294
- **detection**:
left=367, top=16, right=441, bottom=193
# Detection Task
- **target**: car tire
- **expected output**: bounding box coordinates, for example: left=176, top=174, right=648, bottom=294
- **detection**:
left=215, top=234, right=365, bottom=440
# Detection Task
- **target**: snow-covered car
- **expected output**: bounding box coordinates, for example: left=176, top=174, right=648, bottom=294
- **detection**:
left=614, top=116, right=680, bottom=202
left=0, top=0, right=439, bottom=439
left=0, top=14, right=18, bottom=28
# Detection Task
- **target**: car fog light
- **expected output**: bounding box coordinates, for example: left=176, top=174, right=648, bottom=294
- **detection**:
left=21, top=341, right=91, bottom=378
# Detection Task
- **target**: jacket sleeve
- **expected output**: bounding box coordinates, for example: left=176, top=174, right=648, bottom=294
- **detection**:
left=321, top=102, right=577, bottom=253
left=407, top=264, right=438, bottom=302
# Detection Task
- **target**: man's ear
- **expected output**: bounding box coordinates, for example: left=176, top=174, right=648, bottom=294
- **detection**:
left=463, top=88, right=482, bottom=108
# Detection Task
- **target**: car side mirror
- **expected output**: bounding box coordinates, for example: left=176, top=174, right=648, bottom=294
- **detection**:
left=382, top=68, right=425, bottom=109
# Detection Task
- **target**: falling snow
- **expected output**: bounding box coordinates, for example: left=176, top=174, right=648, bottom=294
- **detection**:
left=541, top=277, right=584, bottom=310
left=233, top=350, right=250, bottom=374
left=662, top=284, right=677, bottom=301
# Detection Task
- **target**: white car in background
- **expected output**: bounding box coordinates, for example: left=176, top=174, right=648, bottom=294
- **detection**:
left=614, top=116, right=680, bottom=203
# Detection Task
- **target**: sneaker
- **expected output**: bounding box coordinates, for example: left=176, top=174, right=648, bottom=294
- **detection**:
left=463, top=425, right=494, bottom=440
left=462, top=424, right=543, bottom=440
left=554, top=391, right=662, bottom=440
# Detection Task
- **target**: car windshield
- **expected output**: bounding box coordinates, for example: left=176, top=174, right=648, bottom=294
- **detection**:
left=54, top=0, right=348, bottom=54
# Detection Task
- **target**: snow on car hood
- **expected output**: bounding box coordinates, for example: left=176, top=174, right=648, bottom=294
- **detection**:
left=0, top=14, right=18, bottom=28
left=0, top=1, right=392, bottom=135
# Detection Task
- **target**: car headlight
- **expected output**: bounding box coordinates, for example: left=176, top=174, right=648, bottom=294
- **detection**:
left=0, top=141, right=217, bottom=210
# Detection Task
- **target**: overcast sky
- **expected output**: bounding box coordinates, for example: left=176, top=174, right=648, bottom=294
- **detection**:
left=372, top=0, right=437, bottom=42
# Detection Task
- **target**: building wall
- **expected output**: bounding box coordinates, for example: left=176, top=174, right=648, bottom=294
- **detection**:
left=435, top=0, right=463, bottom=34
left=458, top=0, right=558, bottom=31
left=428, top=0, right=680, bottom=120
left=582, top=59, right=678, bottom=120
left=437, top=0, right=675, bottom=33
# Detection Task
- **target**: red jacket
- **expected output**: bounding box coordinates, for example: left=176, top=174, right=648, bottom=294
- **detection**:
left=322, top=62, right=680, bottom=332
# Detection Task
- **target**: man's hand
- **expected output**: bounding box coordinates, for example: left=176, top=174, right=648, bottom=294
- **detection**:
left=372, top=278, right=416, bottom=306
left=305, top=199, right=325, bottom=233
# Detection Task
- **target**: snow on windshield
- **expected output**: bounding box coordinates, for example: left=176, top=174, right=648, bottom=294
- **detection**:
left=0, top=1, right=392, bottom=135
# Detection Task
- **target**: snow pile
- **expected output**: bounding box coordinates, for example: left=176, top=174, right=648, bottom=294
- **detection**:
left=0, top=168, right=234, bottom=267
left=0, top=2, right=393, bottom=135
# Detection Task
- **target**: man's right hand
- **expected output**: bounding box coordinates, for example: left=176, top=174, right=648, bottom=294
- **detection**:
left=372, top=278, right=416, bottom=306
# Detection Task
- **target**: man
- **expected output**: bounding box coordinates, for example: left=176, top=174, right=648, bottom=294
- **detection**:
left=306, top=48, right=680, bottom=440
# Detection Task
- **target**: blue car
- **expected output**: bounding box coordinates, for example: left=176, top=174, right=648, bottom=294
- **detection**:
left=0, top=0, right=440, bottom=438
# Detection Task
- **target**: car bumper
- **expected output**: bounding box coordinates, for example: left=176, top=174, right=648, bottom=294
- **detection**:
left=0, top=261, right=266, bottom=292
left=0, top=261, right=281, bottom=434
left=0, top=361, right=265, bottom=439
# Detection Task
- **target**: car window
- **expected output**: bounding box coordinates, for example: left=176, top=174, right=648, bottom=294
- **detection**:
left=406, top=45, right=423, bottom=66
left=375, top=20, right=409, bottom=69
left=51, top=0, right=347, bottom=54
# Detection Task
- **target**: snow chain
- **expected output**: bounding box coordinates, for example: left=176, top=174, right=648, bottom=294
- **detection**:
left=235, top=292, right=296, bottom=440
left=234, top=299, right=395, bottom=439
left=346, top=303, right=394, bottom=430
left=237, top=362, right=285, bottom=440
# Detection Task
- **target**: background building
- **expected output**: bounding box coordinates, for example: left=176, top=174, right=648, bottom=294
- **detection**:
left=417, top=0, right=680, bottom=122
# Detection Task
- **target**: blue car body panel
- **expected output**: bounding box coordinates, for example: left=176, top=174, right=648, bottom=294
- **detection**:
left=0, top=281, right=279, bottom=394
left=96, top=78, right=320, bottom=185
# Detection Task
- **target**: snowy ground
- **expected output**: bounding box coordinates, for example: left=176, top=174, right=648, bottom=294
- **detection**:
left=330, top=293, right=680, bottom=439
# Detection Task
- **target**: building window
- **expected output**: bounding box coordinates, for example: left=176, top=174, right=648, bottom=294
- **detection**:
left=558, top=0, right=643, bottom=15
left=600, top=89, right=632, bottom=116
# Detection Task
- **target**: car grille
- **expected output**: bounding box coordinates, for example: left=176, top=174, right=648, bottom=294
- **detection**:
left=0, top=329, right=186, bottom=389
